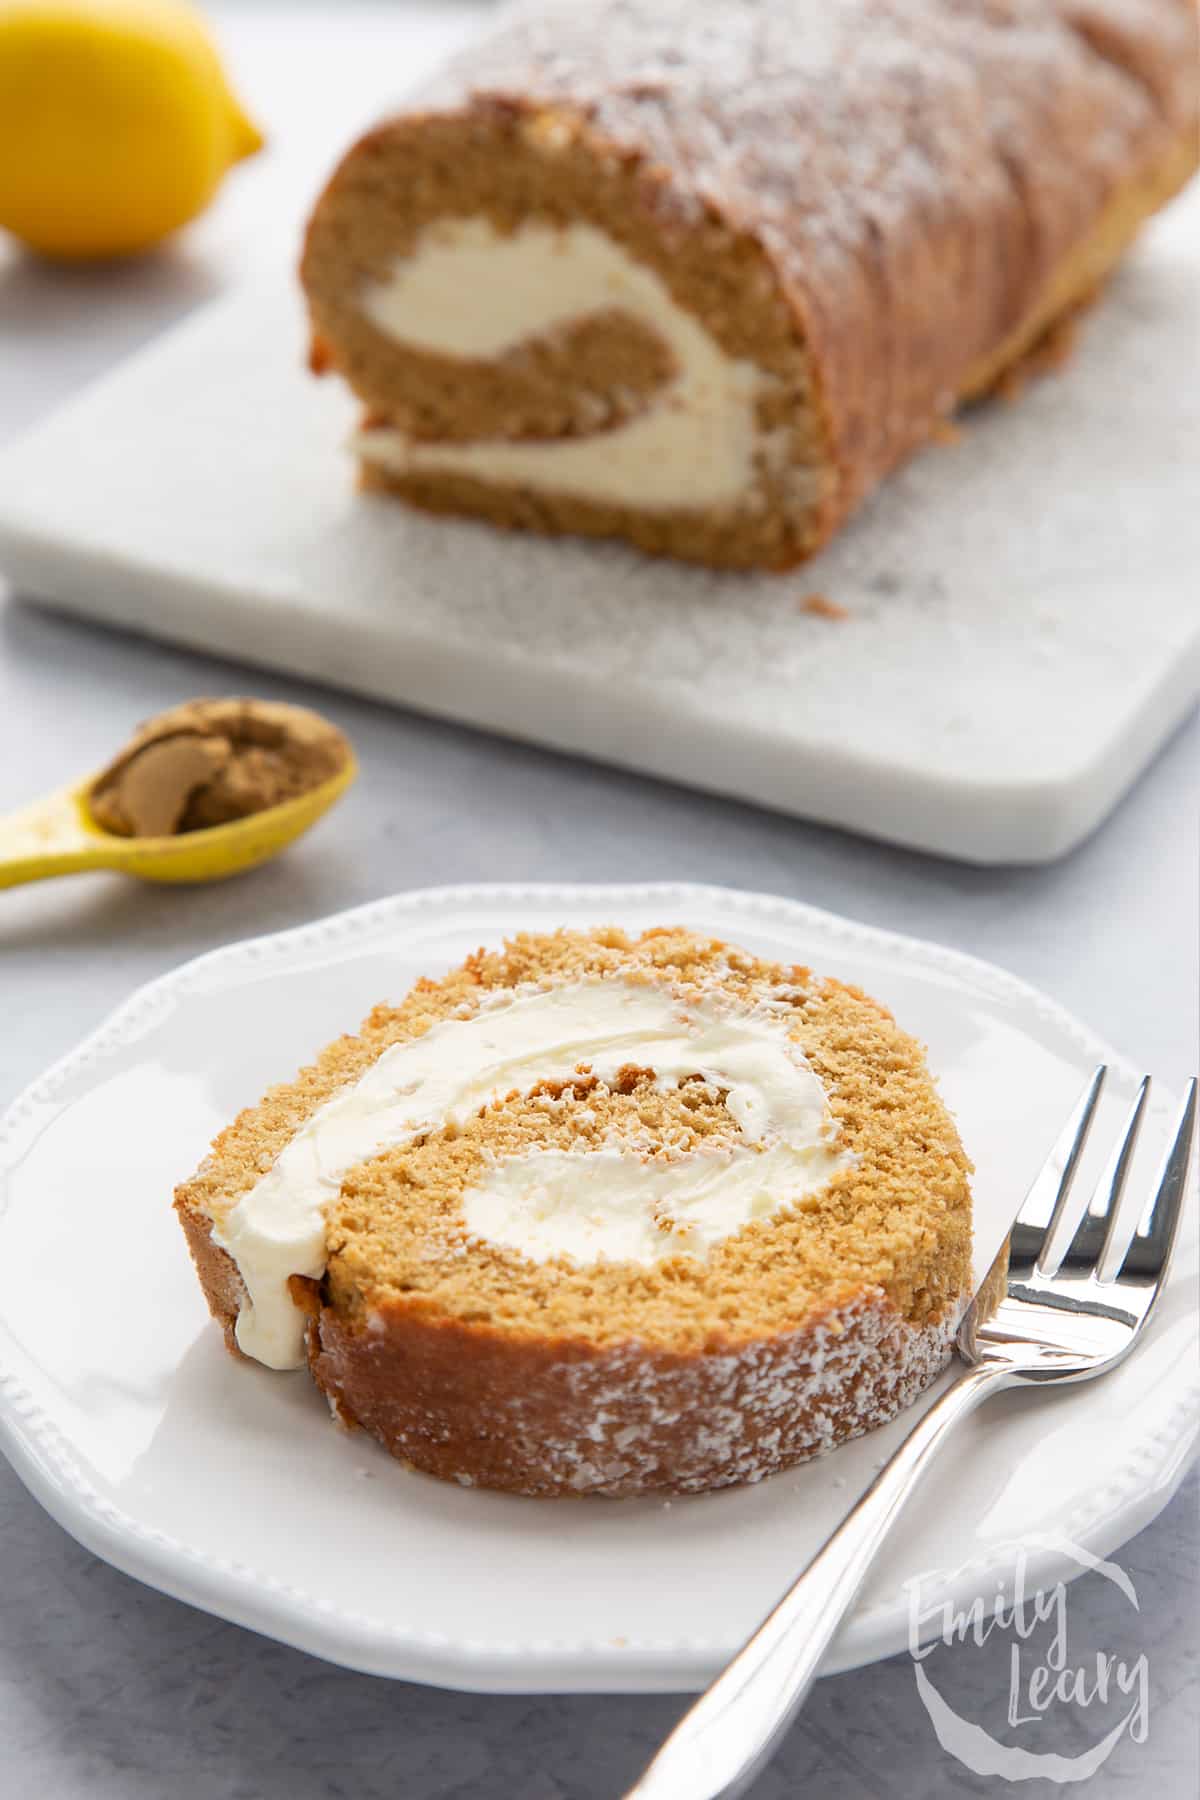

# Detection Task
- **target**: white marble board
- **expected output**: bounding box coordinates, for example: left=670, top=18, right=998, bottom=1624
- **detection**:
left=0, top=190, right=1196, bottom=865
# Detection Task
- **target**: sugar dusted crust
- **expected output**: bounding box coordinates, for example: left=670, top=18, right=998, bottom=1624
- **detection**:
left=312, top=1293, right=957, bottom=1497
left=300, top=0, right=1199, bottom=571
left=176, top=926, right=976, bottom=1496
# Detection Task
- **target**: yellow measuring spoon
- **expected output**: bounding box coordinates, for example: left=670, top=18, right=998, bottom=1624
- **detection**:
left=0, top=748, right=356, bottom=890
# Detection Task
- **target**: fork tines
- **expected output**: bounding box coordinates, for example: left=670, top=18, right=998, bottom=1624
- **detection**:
left=1010, top=1066, right=1197, bottom=1294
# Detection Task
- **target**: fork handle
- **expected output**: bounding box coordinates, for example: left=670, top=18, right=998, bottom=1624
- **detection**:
left=624, top=1360, right=1008, bottom=1800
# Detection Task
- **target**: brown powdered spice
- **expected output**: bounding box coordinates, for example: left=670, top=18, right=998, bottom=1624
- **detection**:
left=89, top=698, right=350, bottom=838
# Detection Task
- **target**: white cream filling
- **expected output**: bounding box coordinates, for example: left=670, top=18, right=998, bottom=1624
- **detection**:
left=463, top=1140, right=842, bottom=1268
left=354, top=218, right=767, bottom=511
left=211, top=977, right=848, bottom=1370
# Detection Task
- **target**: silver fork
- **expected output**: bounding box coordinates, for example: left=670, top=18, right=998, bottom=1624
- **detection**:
left=624, top=1067, right=1197, bottom=1800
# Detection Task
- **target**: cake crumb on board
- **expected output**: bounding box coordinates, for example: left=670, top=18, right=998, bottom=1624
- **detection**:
left=798, top=593, right=850, bottom=621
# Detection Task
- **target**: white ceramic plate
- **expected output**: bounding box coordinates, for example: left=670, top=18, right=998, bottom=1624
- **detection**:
left=0, top=883, right=1195, bottom=1693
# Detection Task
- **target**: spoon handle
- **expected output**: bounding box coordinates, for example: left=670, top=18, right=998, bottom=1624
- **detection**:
left=0, top=786, right=118, bottom=889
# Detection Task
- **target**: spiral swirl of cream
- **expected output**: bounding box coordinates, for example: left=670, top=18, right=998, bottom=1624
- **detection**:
left=213, top=978, right=849, bottom=1368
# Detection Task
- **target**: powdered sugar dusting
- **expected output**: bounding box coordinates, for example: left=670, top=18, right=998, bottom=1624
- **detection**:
left=314, top=1290, right=957, bottom=1498
left=525, top=1295, right=955, bottom=1496
left=413, top=0, right=1196, bottom=504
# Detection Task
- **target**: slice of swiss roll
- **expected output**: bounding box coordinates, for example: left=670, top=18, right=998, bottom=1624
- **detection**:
left=175, top=926, right=979, bottom=1497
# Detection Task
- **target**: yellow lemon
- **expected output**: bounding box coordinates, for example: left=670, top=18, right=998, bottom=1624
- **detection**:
left=0, top=0, right=263, bottom=259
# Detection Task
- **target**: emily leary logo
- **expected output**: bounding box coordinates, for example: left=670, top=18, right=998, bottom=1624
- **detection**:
left=905, top=1536, right=1149, bottom=1783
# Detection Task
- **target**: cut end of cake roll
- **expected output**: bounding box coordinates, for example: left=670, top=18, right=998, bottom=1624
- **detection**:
left=175, top=926, right=978, bottom=1497
left=300, top=102, right=838, bottom=571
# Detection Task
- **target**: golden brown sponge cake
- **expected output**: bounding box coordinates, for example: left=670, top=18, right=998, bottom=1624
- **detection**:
left=300, top=0, right=1198, bottom=570
left=175, top=927, right=975, bottom=1497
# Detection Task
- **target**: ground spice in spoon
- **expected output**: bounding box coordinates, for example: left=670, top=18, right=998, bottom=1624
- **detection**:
left=89, top=698, right=351, bottom=838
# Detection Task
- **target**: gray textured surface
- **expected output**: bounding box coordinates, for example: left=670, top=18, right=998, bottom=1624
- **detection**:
left=0, top=5, right=1196, bottom=1796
